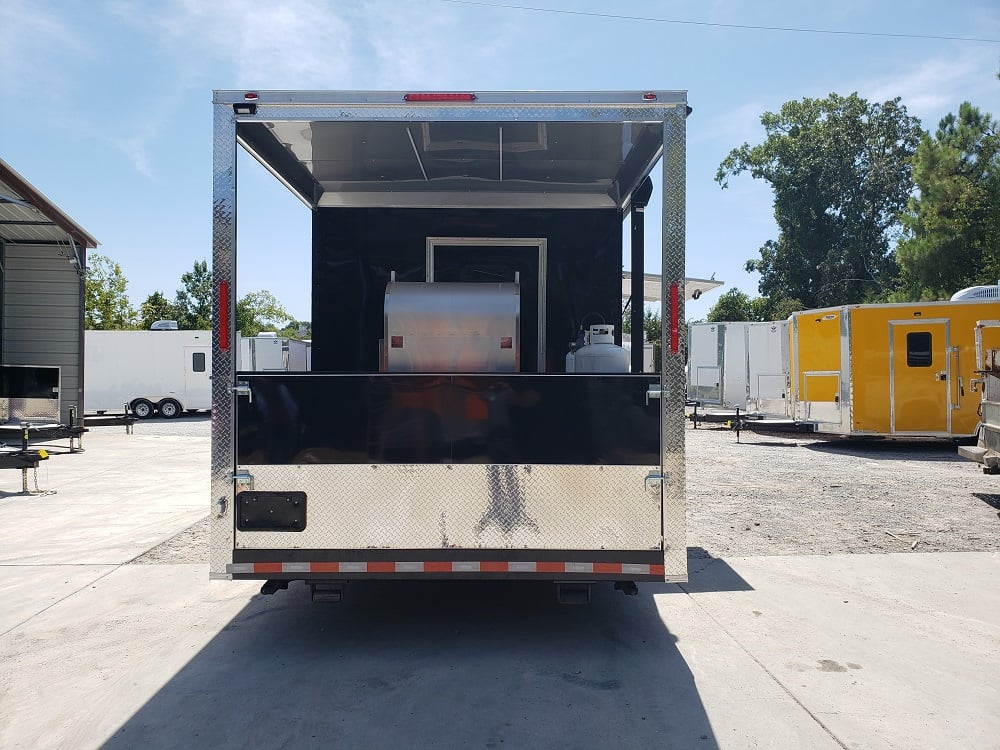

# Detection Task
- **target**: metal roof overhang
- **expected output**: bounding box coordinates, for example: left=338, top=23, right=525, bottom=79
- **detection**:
left=622, top=273, right=724, bottom=302
left=226, top=91, right=688, bottom=211
left=0, top=159, right=98, bottom=248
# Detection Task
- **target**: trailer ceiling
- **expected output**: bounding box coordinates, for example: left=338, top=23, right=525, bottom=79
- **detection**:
left=233, top=97, right=681, bottom=210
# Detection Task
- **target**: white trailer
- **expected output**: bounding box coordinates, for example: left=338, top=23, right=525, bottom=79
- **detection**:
left=211, top=89, right=689, bottom=603
left=238, top=335, right=286, bottom=372
left=84, top=330, right=211, bottom=418
left=687, top=320, right=788, bottom=414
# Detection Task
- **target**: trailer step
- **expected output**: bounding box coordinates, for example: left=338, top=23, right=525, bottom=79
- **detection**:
left=310, top=582, right=346, bottom=603
left=555, top=582, right=592, bottom=605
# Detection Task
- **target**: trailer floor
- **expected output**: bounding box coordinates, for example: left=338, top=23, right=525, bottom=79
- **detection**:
left=0, top=420, right=997, bottom=749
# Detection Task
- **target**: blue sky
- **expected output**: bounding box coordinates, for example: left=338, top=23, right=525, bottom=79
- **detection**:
left=2, top=0, right=998, bottom=323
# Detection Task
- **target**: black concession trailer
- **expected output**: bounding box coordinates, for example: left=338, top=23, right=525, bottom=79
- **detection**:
left=210, top=90, right=689, bottom=602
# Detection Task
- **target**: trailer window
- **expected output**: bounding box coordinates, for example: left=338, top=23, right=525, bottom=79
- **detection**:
left=192, top=352, right=206, bottom=372
left=906, top=332, right=932, bottom=367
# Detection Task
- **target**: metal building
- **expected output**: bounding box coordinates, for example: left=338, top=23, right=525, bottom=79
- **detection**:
left=0, top=159, right=97, bottom=424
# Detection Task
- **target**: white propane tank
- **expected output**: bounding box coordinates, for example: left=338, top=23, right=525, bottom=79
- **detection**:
left=565, top=349, right=576, bottom=372
left=573, top=324, right=630, bottom=373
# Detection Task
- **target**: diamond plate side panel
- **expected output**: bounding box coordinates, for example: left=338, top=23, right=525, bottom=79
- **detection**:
left=210, top=102, right=236, bottom=578
left=3, top=398, right=60, bottom=423
left=661, top=108, right=687, bottom=580
left=235, top=464, right=661, bottom=551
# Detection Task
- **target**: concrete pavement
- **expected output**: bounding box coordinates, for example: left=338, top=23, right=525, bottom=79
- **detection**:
left=0, top=421, right=997, bottom=749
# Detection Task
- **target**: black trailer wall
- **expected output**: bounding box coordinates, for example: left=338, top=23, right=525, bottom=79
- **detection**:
left=311, top=208, right=623, bottom=373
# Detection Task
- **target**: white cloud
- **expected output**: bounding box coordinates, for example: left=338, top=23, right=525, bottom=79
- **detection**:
left=855, top=47, right=1000, bottom=124
left=106, top=0, right=359, bottom=88
left=0, top=0, right=92, bottom=99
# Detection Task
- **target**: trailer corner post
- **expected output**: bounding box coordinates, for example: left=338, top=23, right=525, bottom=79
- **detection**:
left=660, top=106, right=687, bottom=581
left=210, top=95, right=238, bottom=579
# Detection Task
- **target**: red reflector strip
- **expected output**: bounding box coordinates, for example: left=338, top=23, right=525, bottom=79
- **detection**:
left=669, top=281, right=680, bottom=354
left=219, top=281, right=230, bottom=352
left=227, top=561, right=667, bottom=578
left=404, top=92, right=477, bottom=102
left=390, top=335, right=403, bottom=348
left=500, top=336, right=512, bottom=349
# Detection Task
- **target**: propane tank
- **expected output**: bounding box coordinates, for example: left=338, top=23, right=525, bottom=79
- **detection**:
left=565, top=328, right=586, bottom=373
left=565, top=348, right=576, bottom=373
left=573, top=324, right=630, bottom=373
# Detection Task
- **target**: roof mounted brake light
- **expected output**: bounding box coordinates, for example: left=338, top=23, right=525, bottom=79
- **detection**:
left=642, top=92, right=657, bottom=101
left=244, top=92, right=259, bottom=100
left=404, top=93, right=477, bottom=102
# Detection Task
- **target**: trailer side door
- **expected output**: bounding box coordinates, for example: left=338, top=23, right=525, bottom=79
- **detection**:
left=889, top=320, right=949, bottom=435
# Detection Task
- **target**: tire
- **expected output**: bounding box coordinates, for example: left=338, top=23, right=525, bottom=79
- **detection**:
left=131, top=398, right=155, bottom=419
left=158, top=398, right=182, bottom=419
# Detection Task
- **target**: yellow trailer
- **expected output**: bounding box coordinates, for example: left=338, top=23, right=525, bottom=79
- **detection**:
left=788, top=300, right=1000, bottom=438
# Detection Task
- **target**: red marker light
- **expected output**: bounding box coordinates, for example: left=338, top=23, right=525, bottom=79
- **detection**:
left=403, top=93, right=477, bottom=102
left=669, top=282, right=679, bottom=354
left=244, top=92, right=259, bottom=101
left=391, top=336, right=403, bottom=348
left=500, top=337, right=513, bottom=349
left=219, top=281, right=230, bottom=352
left=642, top=92, right=657, bottom=101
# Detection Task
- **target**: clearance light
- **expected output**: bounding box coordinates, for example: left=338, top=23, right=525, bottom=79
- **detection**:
left=391, top=336, right=403, bottom=348
left=244, top=92, right=259, bottom=100
left=403, top=92, right=477, bottom=102
left=500, top=337, right=513, bottom=349
left=642, top=92, right=657, bottom=100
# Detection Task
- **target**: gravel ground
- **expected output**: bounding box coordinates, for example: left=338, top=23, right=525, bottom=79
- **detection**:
left=127, top=415, right=1000, bottom=564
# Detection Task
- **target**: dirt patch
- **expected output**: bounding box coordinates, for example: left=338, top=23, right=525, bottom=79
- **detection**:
left=686, top=424, right=1000, bottom=557
left=130, top=516, right=208, bottom=564
left=128, top=423, right=1000, bottom=564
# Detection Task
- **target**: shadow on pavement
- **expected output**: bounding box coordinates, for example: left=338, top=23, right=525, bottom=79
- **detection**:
left=101, top=579, right=721, bottom=750
left=805, top=439, right=967, bottom=462
left=973, top=492, right=1000, bottom=510
left=682, top=548, right=754, bottom=594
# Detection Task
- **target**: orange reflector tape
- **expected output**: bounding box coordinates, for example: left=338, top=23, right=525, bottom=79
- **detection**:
left=227, top=561, right=667, bottom=577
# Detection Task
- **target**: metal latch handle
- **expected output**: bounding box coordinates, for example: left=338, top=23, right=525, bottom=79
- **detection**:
left=646, top=385, right=662, bottom=405
left=232, top=381, right=252, bottom=403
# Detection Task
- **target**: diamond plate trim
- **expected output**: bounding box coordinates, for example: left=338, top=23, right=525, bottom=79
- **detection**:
left=210, top=101, right=237, bottom=578
left=243, top=102, right=687, bottom=125
left=660, top=109, right=687, bottom=580
left=234, top=464, right=661, bottom=551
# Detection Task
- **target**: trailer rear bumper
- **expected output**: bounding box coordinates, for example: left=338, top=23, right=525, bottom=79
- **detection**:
left=227, top=548, right=667, bottom=581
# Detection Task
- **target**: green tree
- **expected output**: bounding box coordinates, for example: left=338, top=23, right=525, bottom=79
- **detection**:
left=766, top=296, right=806, bottom=321
left=707, top=289, right=757, bottom=322
left=705, top=289, right=804, bottom=323
left=85, top=253, right=137, bottom=329
left=277, top=319, right=312, bottom=339
left=894, top=102, right=1000, bottom=299
left=717, top=93, right=924, bottom=307
left=622, top=302, right=662, bottom=343
left=174, top=260, right=213, bottom=329
left=137, top=291, right=179, bottom=330
left=236, top=290, right=293, bottom=338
